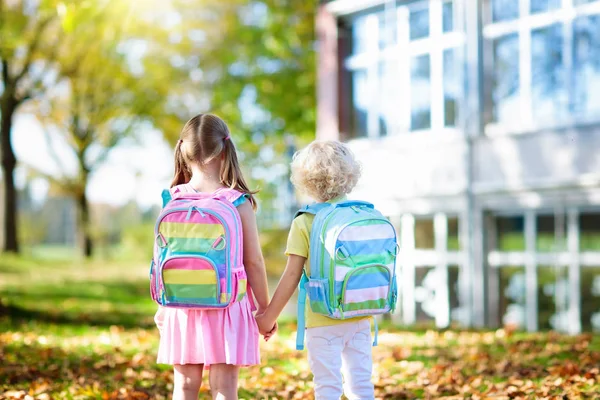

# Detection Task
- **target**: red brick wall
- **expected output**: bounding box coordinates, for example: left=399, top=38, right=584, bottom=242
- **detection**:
left=316, top=5, right=339, bottom=140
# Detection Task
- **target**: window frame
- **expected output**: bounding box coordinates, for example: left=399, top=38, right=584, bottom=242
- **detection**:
left=343, top=0, right=466, bottom=138
left=483, top=0, right=600, bottom=137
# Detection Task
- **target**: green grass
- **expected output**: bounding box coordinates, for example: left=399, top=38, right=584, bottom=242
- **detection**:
left=1, top=254, right=600, bottom=399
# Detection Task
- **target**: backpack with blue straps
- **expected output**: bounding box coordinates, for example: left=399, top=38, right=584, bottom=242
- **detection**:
left=295, top=200, right=399, bottom=350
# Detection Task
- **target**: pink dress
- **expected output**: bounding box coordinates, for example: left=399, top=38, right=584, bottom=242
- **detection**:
left=155, top=296, right=259, bottom=366
left=155, top=189, right=260, bottom=367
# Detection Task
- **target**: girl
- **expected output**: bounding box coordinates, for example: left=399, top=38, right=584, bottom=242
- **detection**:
left=256, top=141, right=374, bottom=400
left=154, top=113, right=276, bottom=400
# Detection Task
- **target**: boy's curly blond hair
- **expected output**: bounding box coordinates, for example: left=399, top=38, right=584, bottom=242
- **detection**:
left=290, top=140, right=361, bottom=202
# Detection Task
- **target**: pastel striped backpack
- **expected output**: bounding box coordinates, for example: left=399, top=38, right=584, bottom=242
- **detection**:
left=150, top=185, right=252, bottom=309
left=295, top=200, right=399, bottom=350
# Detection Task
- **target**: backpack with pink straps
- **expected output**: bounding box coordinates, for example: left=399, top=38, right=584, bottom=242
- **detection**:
left=150, top=185, right=253, bottom=309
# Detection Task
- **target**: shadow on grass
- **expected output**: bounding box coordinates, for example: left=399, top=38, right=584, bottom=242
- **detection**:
left=1, top=303, right=155, bottom=330
left=1, top=280, right=156, bottom=329
left=1, top=280, right=151, bottom=303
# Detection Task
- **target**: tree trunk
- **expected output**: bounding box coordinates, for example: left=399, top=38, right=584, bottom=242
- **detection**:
left=1, top=96, right=19, bottom=253
left=77, top=191, right=93, bottom=258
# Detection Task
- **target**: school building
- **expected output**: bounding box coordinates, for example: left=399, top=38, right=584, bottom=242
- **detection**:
left=316, top=0, right=600, bottom=333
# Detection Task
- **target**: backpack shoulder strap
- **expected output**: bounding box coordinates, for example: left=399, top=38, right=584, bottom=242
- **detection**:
left=161, top=184, right=196, bottom=207
left=161, top=189, right=171, bottom=208
left=294, top=203, right=330, bottom=219
left=214, top=188, right=246, bottom=205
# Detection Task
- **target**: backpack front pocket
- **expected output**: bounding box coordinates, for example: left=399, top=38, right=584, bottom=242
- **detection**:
left=339, top=264, right=392, bottom=317
left=161, top=255, right=221, bottom=307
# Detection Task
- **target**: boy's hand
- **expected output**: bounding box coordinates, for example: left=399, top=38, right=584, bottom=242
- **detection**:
left=255, top=312, right=277, bottom=341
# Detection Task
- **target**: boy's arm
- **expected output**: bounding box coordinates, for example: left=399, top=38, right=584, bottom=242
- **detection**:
left=258, top=254, right=306, bottom=327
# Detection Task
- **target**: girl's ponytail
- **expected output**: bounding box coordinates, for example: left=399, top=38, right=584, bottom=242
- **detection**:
left=170, top=140, right=190, bottom=188
left=171, top=113, right=257, bottom=207
left=220, top=138, right=258, bottom=210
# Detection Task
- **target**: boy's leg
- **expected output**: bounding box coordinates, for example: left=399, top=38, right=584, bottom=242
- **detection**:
left=341, top=320, right=375, bottom=400
left=306, top=325, right=345, bottom=400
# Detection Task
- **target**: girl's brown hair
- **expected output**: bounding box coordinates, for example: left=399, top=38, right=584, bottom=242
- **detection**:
left=171, top=114, right=258, bottom=210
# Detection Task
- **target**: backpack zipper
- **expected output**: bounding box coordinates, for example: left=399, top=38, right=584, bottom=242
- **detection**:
left=339, top=264, right=392, bottom=307
left=159, top=254, right=223, bottom=307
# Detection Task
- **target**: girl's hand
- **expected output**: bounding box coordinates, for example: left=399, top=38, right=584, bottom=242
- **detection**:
left=263, top=321, right=278, bottom=342
left=255, top=312, right=276, bottom=340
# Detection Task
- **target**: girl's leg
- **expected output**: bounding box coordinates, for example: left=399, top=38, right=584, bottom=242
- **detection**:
left=208, top=364, right=240, bottom=400
left=341, top=320, right=375, bottom=400
left=173, top=364, right=204, bottom=400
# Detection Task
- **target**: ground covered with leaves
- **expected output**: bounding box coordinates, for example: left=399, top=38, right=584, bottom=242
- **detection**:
left=1, top=255, right=600, bottom=399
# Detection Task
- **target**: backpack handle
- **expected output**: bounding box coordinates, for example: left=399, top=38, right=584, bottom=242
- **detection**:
left=168, top=189, right=243, bottom=205
left=334, top=200, right=374, bottom=209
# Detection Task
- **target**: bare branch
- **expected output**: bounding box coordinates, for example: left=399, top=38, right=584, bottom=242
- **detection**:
left=37, top=119, right=70, bottom=176
left=16, top=32, right=63, bottom=103
left=21, top=162, right=76, bottom=193
left=14, top=15, right=54, bottom=83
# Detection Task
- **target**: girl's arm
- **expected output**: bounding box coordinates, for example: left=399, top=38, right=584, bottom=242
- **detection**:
left=256, top=254, right=306, bottom=330
left=238, top=201, right=270, bottom=311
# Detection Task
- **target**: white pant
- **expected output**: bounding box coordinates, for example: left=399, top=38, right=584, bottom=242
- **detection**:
left=306, top=319, right=375, bottom=400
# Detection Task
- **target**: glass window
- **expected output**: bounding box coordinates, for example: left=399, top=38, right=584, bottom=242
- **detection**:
left=531, top=24, right=566, bottom=121
left=351, top=69, right=369, bottom=137
left=415, top=266, right=436, bottom=322
left=449, top=265, right=462, bottom=323
left=492, top=34, right=520, bottom=124
left=573, top=16, right=600, bottom=116
left=495, top=216, right=525, bottom=251
left=410, top=54, right=432, bottom=130
left=487, top=0, right=600, bottom=129
left=579, top=212, right=600, bottom=251
left=530, top=0, right=561, bottom=14
left=378, top=10, right=396, bottom=49
left=538, top=266, right=568, bottom=331
left=581, top=267, right=600, bottom=333
left=492, top=0, right=519, bottom=22
left=352, top=15, right=369, bottom=55
left=410, top=7, right=429, bottom=40
left=415, top=218, right=434, bottom=249
left=378, top=61, right=397, bottom=136
left=414, top=265, right=461, bottom=324
left=443, top=1, right=454, bottom=33
left=345, top=0, right=464, bottom=136
left=448, top=217, right=460, bottom=250
left=443, top=49, right=460, bottom=127
left=536, top=214, right=567, bottom=251
left=499, top=266, right=526, bottom=329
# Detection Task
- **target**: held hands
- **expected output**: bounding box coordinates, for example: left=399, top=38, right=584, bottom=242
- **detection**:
left=255, top=311, right=277, bottom=341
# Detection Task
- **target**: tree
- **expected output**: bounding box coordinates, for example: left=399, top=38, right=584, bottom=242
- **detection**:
left=0, top=0, right=67, bottom=252
left=166, top=0, right=317, bottom=217
left=28, top=1, right=182, bottom=257
left=168, top=0, right=316, bottom=148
